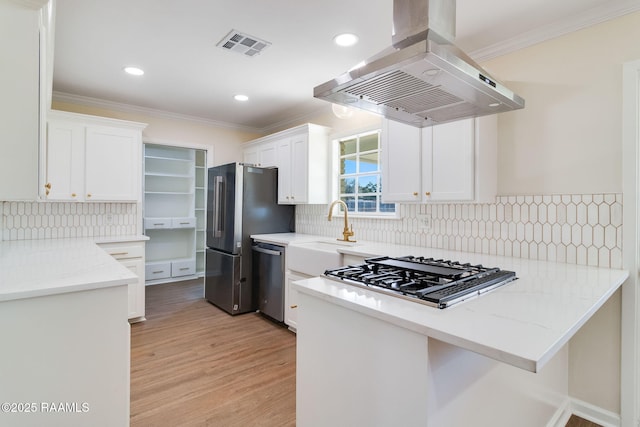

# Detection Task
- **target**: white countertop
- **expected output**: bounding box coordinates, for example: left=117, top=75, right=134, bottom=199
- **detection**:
left=253, top=233, right=629, bottom=372
left=0, top=238, right=139, bottom=302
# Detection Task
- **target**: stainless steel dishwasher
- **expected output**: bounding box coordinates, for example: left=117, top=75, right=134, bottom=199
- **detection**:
left=251, top=242, right=286, bottom=322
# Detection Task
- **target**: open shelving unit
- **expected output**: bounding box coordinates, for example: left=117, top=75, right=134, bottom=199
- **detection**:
left=143, top=144, right=206, bottom=284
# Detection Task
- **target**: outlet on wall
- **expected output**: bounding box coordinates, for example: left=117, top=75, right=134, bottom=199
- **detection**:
left=418, top=213, right=432, bottom=232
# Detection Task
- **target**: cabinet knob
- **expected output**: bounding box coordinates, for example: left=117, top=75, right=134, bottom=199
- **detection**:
left=87, top=193, right=92, bottom=198
left=413, top=192, right=418, bottom=196
left=425, top=192, right=431, bottom=196
left=290, top=305, right=298, bottom=309
left=72, top=193, right=77, bottom=197
left=44, top=183, right=51, bottom=190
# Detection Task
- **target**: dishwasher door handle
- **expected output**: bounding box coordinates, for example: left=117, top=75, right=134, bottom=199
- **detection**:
left=252, top=246, right=282, bottom=256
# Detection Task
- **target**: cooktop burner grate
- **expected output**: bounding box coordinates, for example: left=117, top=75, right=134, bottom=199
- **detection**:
left=324, top=256, right=517, bottom=309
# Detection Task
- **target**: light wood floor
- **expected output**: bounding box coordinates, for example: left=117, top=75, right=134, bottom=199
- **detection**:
left=131, top=278, right=600, bottom=427
left=130, top=279, right=296, bottom=426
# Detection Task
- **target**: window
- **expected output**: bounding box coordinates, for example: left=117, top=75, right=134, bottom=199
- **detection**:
left=337, top=130, right=395, bottom=215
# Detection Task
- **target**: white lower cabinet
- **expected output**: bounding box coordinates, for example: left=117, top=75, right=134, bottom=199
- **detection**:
left=98, top=240, right=146, bottom=322
left=171, top=259, right=196, bottom=277
left=381, top=116, right=497, bottom=204
left=285, top=270, right=310, bottom=332
left=145, top=261, right=171, bottom=281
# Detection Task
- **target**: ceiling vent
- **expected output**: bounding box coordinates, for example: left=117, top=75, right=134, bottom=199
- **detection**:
left=216, top=29, right=271, bottom=57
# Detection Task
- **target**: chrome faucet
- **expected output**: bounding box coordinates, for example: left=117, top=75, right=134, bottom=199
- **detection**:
left=327, top=200, right=356, bottom=242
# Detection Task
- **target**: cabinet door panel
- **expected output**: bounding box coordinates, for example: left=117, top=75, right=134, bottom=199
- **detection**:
left=259, top=142, right=277, bottom=167
left=426, top=119, right=474, bottom=201
left=290, top=135, right=308, bottom=203
left=381, top=120, right=422, bottom=202
left=85, top=126, right=140, bottom=201
left=276, top=138, right=293, bottom=204
left=46, top=121, right=85, bottom=200
left=120, top=257, right=145, bottom=319
left=0, top=1, right=39, bottom=201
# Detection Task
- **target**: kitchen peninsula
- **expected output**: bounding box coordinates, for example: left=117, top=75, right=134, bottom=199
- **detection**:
left=253, top=233, right=628, bottom=427
left=0, top=238, right=136, bottom=427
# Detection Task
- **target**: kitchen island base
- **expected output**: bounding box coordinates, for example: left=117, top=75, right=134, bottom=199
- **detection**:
left=296, top=291, right=569, bottom=427
left=0, top=285, right=130, bottom=427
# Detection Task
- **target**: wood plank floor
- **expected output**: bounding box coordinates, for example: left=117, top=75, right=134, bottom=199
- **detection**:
left=130, top=279, right=296, bottom=426
left=131, top=278, right=600, bottom=427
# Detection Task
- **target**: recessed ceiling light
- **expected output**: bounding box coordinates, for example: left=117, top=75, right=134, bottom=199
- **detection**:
left=334, top=33, right=358, bottom=47
left=234, top=94, right=249, bottom=102
left=124, top=66, right=144, bottom=76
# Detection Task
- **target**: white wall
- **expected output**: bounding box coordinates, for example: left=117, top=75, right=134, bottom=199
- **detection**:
left=484, top=12, right=640, bottom=196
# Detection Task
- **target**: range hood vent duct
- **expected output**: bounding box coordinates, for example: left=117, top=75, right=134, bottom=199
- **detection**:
left=313, top=0, right=524, bottom=127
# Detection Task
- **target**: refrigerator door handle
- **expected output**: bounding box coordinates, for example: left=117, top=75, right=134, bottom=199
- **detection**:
left=213, top=175, right=225, bottom=238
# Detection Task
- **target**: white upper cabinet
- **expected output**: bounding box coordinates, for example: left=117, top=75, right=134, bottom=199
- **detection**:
left=381, top=116, right=497, bottom=204
left=242, top=123, right=331, bottom=205
left=243, top=141, right=277, bottom=167
left=422, top=119, right=476, bottom=201
left=0, top=0, right=52, bottom=201
left=85, top=126, right=141, bottom=201
left=381, top=120, right=422, bottom=202
left=44, top=111, right=147, bottom=202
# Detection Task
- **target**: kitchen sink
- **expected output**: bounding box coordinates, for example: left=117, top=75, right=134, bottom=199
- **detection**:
left=287, top=240, right=358, bottom=276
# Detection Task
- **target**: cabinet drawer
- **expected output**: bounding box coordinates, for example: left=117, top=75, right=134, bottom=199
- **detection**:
left=145, top=262, right=171, bottom=280
left=171, top=217, right=196, bottom=228
left=144, top=218, right=172, bottom=229
left=99, top=242, right=144, bottom=260
left=171, top=259, right=196, bottom=277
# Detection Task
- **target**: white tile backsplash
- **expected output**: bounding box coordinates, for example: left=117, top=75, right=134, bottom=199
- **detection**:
left=296, top=193, right=623, bottom=269
left=1, top=201, right=138, bottom=241
left=3, top=194, right=623, bottom=268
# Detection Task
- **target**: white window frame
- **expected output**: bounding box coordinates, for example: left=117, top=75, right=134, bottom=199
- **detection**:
left=332, top=128, right=398, bottom=219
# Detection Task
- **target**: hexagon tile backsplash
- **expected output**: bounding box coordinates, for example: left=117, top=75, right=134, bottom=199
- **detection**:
left=1, top=202, right=138, bottom=241
left=1, top=194, right=624, bottom=269
left=296, top=194, right=623, bottom=269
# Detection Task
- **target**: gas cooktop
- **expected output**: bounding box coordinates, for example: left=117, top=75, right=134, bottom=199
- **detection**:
left=323, top=256, right=517, bottom=309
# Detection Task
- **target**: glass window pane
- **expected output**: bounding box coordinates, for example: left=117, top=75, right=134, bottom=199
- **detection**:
left=359, top=152, right=379, bottom=173
left=358, top=175, right=377, bottom=193
left=358, top=196, right=377, bottom=212
left=340, top=178, right=355, bottom=194
left=360, top=133, right=378, bottom=152
left=340, top=156, right=356, bottom=174
left=341, top=196, right=355, bottom=212
left=380, top=203, right=395, bottom=213
left=340, top=139, right=357, bottom=156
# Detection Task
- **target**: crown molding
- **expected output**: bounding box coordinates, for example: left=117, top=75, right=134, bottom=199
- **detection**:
left=52, top=91, right=263, bottom=134
left=469, top=0, right=640, bottom=62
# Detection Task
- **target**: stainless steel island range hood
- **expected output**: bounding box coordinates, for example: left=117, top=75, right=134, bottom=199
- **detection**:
left=313, top=0, right=524, bottom=127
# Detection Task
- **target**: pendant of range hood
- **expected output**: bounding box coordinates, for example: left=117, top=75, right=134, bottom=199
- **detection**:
left=313, top=0, right=525, bottom=128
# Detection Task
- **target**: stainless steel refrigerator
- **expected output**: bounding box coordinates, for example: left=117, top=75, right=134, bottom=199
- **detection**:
left=205, top=163, right=295, bottom=315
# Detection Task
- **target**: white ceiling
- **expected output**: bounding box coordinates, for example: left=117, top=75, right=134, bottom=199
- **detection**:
left=52, top=0, right=640, bottom=132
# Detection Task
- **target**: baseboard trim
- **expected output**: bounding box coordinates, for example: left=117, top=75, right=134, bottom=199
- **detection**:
left=547, top=398, right=621, bottom=427
left=547, top=398, right=574, bottom=427
left=571, top=399, right=621, bottom=427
